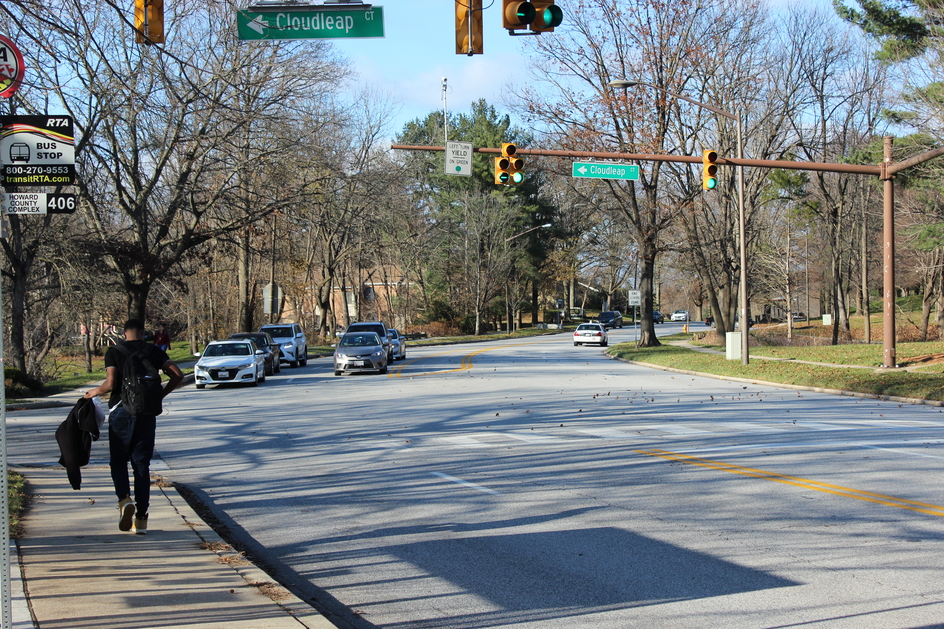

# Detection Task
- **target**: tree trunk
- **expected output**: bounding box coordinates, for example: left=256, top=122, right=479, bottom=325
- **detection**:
left=237, top=228, right=251, bottom=332
left=637, top=240, right=660, bottom=347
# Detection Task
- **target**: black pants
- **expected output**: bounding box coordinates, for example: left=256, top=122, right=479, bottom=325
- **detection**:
left=108, top=407, right=156, bottom=516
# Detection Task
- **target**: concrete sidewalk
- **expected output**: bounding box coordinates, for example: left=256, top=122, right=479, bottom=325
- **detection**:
left=12, top=466, right=337, bottom=629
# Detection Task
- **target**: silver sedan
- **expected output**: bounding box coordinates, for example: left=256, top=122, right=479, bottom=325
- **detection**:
left=334, top=332, right=388, bottom=375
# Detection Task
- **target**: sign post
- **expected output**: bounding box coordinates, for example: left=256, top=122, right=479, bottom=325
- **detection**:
left=0, top=33, right=28, bottom=629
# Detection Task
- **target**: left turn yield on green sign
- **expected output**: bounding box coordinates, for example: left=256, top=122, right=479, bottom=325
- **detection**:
left=237, top=6, right=385, bottom=41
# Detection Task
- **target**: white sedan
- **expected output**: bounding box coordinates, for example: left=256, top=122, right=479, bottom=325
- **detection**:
left=573, top=323, right=608, bottom=347
left=670, top=310, right=689, bottom=321
left=194, top=340, right=266, bottom=389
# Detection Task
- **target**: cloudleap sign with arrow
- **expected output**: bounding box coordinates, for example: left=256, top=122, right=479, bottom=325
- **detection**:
left=237, top=6, right=385, bottom=40
left=571, top=161, right=639, bottom=180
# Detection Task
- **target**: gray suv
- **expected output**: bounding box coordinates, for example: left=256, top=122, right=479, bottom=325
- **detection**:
left=345, top=321, right=392, bottom=364
left=259, top=323, right=307, bottom=367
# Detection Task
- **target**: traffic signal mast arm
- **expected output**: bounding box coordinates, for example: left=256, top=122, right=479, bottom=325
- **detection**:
left=389, top=144, right=881, bottom=176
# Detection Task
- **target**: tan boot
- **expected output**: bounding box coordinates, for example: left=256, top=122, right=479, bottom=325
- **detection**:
left=118, top=496, right=135, bottom=532
left=132, top=514, right=148, bottom=535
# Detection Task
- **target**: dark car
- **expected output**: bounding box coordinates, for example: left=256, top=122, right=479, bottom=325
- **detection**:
left=229, top=332, right=281, bottom=376
left=346, top=321, right=392, bottom=364
left=653, top=311, right=665, bottom=324
left=595, top=311, right=623, bottom=329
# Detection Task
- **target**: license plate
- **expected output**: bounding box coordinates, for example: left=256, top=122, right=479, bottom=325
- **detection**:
left=352, top=361, right=365, bottom=367
left=218, top=371, right=229, bottom=378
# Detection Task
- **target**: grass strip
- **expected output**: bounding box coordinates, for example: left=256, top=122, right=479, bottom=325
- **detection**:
left=609, top=342, right=944, bottom=403
left=8, top=469, right=26, bottom=538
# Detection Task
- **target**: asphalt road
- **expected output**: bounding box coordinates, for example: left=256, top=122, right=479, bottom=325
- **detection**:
left=11, top=323, right=944, bottom=628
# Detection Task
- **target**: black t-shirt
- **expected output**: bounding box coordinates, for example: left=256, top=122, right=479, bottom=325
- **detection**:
left=103, top=340, right=171, bottom=409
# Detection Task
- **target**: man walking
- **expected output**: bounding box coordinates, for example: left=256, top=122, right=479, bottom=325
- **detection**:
left=85, top=319, right=183, bottom=534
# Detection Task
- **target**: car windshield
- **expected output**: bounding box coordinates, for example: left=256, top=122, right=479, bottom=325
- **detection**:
left=388, top=330, right=399, bottom=339
left=577, top=324, right=599, bottom=331
left=262, top=326, right=293, bottom=338
left=204, top=343, right=251, bottom=357
left=233, top=334, right=267, bottom=346
left=340, top=333, right=381, bottom=347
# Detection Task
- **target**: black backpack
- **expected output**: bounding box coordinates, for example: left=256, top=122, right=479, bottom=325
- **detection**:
left=114, top=344, right=164, bottom=416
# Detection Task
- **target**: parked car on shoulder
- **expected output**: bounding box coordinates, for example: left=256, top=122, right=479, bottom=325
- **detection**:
left=259, top=323, right=307, bottom=367
left=228, top=332, right=281, bottom=375
left=595, top=311, right=623, bottom=329
left=653, top=311, right=665, bottom=324
left=670, top=309, right=689, bottom=322
left=388, top=328, right=406, bottom=360
left=194, top=339, right=266, bottom=389
left=573, top=323, right=608, bottom=347
left=792, top=312, right=807, bottom=322
left=334, top=332, right=388, bottom=375
left=345, top=321, right=392, bottom=364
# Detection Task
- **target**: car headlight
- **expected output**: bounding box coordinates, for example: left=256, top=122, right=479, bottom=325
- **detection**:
left=233, top=363, right=252, bottom=370
left=372, top=350, right=384, bottom=358
left=336, top=353, right=347, bottom=360
left=283, top=342, right=293, bottom=349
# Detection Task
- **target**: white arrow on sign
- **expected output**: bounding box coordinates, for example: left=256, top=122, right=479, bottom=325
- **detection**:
left=577, top=165, right=588, bottom=175
left=248, top=16, right=270, bottom=35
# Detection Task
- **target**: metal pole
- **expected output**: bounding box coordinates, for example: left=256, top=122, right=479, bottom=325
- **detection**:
left=882, top=136, right=896, bottom=368
left=737, top=110, right=749, bottom=365
left=1, top=97, right=12, bottom=629
left=442, top=77, right=448, bottom=144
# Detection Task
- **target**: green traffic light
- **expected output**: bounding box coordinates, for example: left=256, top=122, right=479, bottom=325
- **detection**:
left=516, top=3, right=536, bottom=24
left=540, top=5, right=563, bottom=27
left=512, top=172, right=524, bottom=184
left=706, top=178, right=717, bottom=189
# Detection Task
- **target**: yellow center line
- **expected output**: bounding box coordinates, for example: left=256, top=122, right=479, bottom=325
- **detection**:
left=390, top=340, right=557, bottom=378
left=636, top=448, right=944, bottom=518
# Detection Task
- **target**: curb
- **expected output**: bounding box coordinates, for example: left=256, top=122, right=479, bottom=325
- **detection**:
left=608, top=353, right=944, bottom=408
left=158, top=482, right=338, bottom=629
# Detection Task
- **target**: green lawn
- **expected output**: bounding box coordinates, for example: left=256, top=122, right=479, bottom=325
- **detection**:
left=609, top=335, right=944, bottom=402
left=8, top=469, right=25, bottom=537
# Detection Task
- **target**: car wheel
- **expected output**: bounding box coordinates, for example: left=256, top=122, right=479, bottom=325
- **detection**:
left=334, top=370, right=342, bottom=376
left=196, top=384, right=205, bottom=390
left=274, top=360, right=280, bottom=374
left=300, top=348, right=308, bottom=367
left=265, top=360, right=273, bottom=376
left=380, top=362, right=388, bottom=375
left=290, top=355, right=299, bottom=368
left=259, top=369, right=266, bottom=383
left=602, top=341, right=608, bottom=347
left=249, top=371, right=259, bottom=387
left=574, top=342, right=579, bottom=346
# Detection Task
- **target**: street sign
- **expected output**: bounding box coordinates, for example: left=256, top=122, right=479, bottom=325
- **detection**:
left=0, top=34, right=25, bottom=99
left=445, top=141, right=473, bottom=177
left=237, top=6, right=385, bottom=40
left=2, top=192, right=77, bottom=214
left=628, top=290, right=641, bottom=306
left=572, top=161, right=639, bottom=181
left=0, top=116, right=76, bottom=187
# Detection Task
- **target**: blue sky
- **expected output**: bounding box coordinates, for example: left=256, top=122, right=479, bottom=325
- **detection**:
left=335, top=0, right=841, bottom=137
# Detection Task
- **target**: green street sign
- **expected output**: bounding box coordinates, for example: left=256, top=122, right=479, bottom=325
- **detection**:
left=237, top=6, right=385, bottom=41
left=571, top=161, right=639, bottom=180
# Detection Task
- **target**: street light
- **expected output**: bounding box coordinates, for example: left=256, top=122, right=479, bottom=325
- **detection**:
left=505, top=222, right=552, bottom=242
left=608, top=79, right=749, bottom=365
left=504, top=223, right=552, bottom=332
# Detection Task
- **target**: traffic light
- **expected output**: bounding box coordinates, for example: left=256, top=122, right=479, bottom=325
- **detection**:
left=530, top=1, right=563, bottom=32
left=494, top=143, right=524, bottom=185
left=135, top=0, right=164, bottom=44
left=502, top=0, right=536, bottom=30
left=455, top=0, right=483, bottom=56
left=702, top=149, right=718, bottom=190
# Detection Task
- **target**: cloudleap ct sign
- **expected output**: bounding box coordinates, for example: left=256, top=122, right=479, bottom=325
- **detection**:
left=571, top=161, right=639, bottom=181
left=237, top=6, right=385, bottom=41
